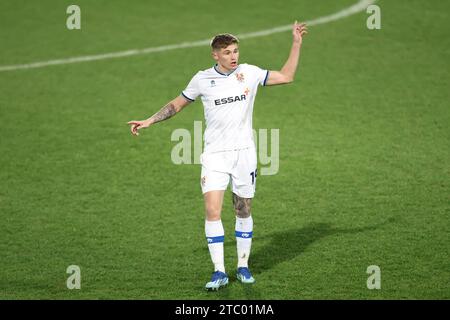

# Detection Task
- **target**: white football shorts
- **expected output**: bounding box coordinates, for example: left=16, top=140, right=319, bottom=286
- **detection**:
left=200, top=146, right=258, bottom=198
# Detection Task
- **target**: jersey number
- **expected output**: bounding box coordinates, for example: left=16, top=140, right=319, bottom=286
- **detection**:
left=250, top=169, right=258, bottom=185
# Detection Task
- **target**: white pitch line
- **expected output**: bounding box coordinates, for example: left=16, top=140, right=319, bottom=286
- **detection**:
left=0, top=0, right=376, bottom=72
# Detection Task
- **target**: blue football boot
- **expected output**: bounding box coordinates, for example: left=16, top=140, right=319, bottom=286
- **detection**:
left=205, top=271, right=229, bottom=291
left=236, top=267, right=255, bottom=284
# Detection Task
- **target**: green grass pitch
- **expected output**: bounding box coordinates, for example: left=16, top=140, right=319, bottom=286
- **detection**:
left=0, top=0, right=449, bottom=299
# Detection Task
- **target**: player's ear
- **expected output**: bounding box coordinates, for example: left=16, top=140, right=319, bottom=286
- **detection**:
left=211, top=50, right=219, bottom=62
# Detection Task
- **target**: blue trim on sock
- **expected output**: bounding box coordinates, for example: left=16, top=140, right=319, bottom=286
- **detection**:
left=206, top=235, right=225, bottom=244
left=235, top=231, right=253, bottom=239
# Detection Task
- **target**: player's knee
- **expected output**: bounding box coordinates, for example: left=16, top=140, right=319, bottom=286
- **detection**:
left=232, top=193, right=251, bottom=218
left=205, top=205, right=222, bottom=220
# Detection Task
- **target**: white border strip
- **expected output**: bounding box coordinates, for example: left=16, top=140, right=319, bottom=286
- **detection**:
left=0, top=0, right=375, bottom=72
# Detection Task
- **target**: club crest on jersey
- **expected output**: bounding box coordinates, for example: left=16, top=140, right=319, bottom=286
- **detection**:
left=235, top=72, right=245, bottom=82
left=210, top=80, right=216, bottom=87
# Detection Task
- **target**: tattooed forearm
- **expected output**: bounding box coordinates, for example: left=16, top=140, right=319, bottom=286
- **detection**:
left=232, top=193, right=252, bottom=218
left=149, top=103, right=177, bottom=124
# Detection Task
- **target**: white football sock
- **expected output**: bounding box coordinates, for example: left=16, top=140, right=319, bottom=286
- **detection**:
left=235, top=216, right=253, bottom=268
left=205, top=219, right=225, bottom=273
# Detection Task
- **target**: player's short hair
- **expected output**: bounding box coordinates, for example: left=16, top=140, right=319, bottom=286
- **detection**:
left=210, top=33, right=239, bottom=50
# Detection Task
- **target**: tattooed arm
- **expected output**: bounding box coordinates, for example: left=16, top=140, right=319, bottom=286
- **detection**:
left=127, top=95, right=192, bottom=136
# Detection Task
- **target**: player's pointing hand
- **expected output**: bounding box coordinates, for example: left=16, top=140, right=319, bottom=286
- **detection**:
left=292, top=20, right=307, bottom=44
left=127, top=119, right=151, bottom=136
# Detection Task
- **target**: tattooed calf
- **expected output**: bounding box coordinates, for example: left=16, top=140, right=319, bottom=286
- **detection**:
left=232, top=193, right=252, bottom=218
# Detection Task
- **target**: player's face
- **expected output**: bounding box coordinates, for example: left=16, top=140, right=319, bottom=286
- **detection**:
left=212, top=44, right=239, bottom=72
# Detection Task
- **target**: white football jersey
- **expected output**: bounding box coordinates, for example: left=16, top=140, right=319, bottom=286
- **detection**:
left=182, top=63, right=269, bottom=153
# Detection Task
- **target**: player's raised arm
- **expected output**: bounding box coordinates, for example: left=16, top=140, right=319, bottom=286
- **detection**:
left=265, top=21, right=307, bottom=86
left=127, top=95, right=191, bottom=136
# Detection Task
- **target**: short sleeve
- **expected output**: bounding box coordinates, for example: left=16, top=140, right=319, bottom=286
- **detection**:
left=247, top=64, right=269, bottom=87
left=181, top=73, right=201, bottom=102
